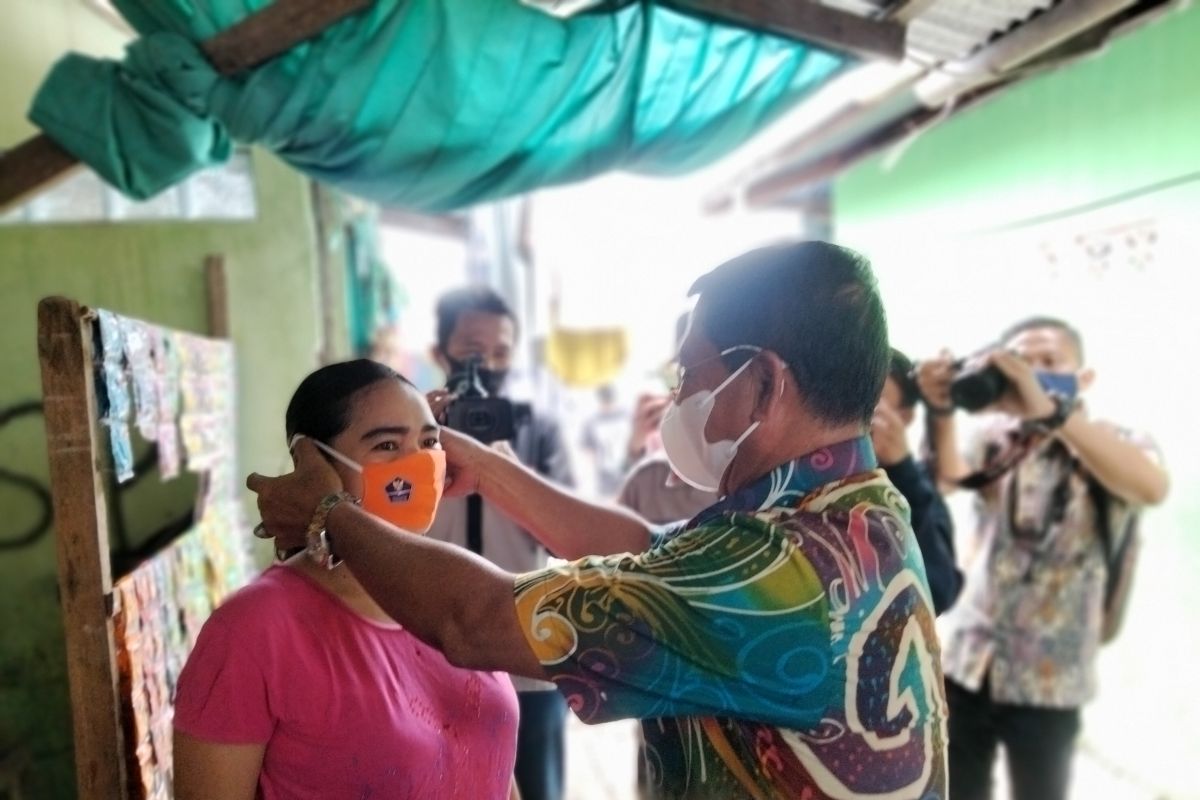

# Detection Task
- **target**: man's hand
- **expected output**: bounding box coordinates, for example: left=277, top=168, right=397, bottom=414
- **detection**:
left=870, top=402, right=910, bottom=467
left=915, top=351, right=956, bottom=413
left=245, top=438, right=343, bottom=551
left=438, top=427, right=493, bottom=498
left=988, top=350, right=1056, bottom=421
left=426, top=388, right=456, bottom=423
left=424, top=390, right=507, bottom=497
left=627, top=394, right=670, bottom=462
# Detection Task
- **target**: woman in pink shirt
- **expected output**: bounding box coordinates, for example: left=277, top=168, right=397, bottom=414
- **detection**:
left=173, top=360, right=520, bottom=799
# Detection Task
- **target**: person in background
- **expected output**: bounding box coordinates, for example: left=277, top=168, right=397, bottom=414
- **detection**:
left=870, top=348, right=962, bottom=614
left=173, top=360, right=519, bottom=800
left=918, top=317, right=1168, bottom=800
left=425, top=286, right=573, bottom=800
left=618, top=313, right=718, bottom=525
left=579, top=383, right=632, bottom=499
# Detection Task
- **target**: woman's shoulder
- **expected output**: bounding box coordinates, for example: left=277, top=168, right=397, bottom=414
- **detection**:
left=204, top=565, right=311, bottom=633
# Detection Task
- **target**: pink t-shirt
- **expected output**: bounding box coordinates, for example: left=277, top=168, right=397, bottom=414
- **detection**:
left=174, top=565, right=519, bottom=799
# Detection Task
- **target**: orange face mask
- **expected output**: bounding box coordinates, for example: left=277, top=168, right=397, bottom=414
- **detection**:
left=295, top=435, right=446, bottom=534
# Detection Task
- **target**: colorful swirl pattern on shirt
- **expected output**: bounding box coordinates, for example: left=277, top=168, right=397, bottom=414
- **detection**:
left=515, top=438, right=948, bottom=799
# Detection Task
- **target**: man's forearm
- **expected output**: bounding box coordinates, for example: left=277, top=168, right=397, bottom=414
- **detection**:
left=326, top=502, right=545, bottom=678
left=929, top=415, right=969, bottom=491
left=474, top=446, right=653, bottom=559
left=1058, top=414, right=1168, bottom=505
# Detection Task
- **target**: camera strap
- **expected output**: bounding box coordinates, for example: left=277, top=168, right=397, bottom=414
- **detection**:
left=957, top=427, right=1044, bottom=490
left=466, top=493, right=484, bottom=555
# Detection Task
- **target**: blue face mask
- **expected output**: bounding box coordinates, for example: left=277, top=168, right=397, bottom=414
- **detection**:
left=1036, top=371, right=1078, bottom=400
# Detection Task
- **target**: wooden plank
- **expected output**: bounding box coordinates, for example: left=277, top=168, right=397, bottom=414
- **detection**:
left=36, top=297, right=127, bottom=800
left=0, top=134, right=81, bottom=216
left=202, top=0, right=374, bottom=75
left=204, top=254, right=231, bottom=338
left=0, top=0, right=375, bottom=213
left=672, top=0, right=906, bottom=61
left=883, top=0, right=940, bottom=23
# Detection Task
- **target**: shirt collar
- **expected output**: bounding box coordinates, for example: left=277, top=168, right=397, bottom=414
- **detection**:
left=688, top=435, right=877, bottom=529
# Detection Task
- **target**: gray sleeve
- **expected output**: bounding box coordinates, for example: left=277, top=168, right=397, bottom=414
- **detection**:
left=534, top=415, right=575, bottom=489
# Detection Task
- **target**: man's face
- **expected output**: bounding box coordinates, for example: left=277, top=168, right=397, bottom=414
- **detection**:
left=673, top=305, right=759, bottom=445
left=1005, top=326, right=1082, bottom=374
left=437, top=311, right=516, bottom=373
left=879, top=377, right=915, bottom=428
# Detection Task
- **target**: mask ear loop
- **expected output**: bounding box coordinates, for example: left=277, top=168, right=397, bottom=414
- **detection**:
left=290, top=433, right=364, bottom=473
left=704, top=347, right=764, bottom=404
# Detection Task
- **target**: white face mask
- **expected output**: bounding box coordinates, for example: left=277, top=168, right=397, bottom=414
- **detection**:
left=660, top=347, right=762, bottom=493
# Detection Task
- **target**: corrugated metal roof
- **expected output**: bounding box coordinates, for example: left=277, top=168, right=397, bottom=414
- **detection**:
left=823, top=0, right=1060, bottom=62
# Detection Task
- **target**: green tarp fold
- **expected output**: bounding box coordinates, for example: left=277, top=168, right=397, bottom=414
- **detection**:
left=30, top=0, right=848, bottom=211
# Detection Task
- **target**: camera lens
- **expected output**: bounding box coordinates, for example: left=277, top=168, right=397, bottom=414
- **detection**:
left=950, top=365, right=1008, bottom=411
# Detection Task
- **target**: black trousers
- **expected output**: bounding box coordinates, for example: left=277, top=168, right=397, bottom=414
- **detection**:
left=514, top=690, right=568, bottom=800
left=947, top=678, right=1081, bottom=800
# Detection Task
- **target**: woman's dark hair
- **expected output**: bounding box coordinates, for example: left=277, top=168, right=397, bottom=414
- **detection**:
left=284, top=359, right=414, bottom=446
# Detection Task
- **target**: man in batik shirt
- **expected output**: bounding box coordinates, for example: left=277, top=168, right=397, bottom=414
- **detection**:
left=251, top=241, right=949, bottom=799
left=918, top=317, right=1168, bottom=800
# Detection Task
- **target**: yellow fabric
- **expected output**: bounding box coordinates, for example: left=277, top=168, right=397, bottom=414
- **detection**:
left=543, top=328, right=628, bottom=388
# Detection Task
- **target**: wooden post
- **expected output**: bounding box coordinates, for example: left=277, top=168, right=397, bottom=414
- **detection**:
left=36, top=297, right=126, bottom=800
left=204, top=254, right=231, bottom=338
left=0, top=0, right=374, bottom=214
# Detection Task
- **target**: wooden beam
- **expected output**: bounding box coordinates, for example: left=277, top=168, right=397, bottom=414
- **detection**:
left=0, top=0, right=375, bottom=214
left=36, top=297, right=127, bottom=800
left=201, top=0, right=373, bottom=76
left=883, top=0, right=940, bottom=24
left=377, top=207, right=471, bottom=240
left=0, top=134, right=81, bottom=216
left=204, top=254, right=231, bottom=338
left=671, top=0, right=906, bottom=61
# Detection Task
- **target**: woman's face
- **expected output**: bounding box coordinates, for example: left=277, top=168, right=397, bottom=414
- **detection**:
left=325, top=380, right=441, bottom=498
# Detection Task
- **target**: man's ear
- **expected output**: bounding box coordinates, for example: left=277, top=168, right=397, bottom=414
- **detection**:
left=753, top=351, right=790, bottom=419
left=1077, top=366, right=1096, bottom=393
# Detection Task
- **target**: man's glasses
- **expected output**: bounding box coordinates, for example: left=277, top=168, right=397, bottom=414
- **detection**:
left=668, top=345, right=761, bottom=396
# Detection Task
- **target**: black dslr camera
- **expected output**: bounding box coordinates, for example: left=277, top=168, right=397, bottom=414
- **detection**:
left=949, top=355, right=1077, bottom=413
left=444, top=356, right=531, bottom=444
left=949, top=360, right=1008, bottom=412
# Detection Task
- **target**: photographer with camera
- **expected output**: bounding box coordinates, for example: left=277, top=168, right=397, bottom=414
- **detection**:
left=425, top=287, right=574, bottom=800
left=871, top=349, right=961, bottom=615
left=917, top=317, right=1168, bottom=800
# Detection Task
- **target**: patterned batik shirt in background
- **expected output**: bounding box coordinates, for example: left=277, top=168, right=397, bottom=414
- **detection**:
left=941, top=417, right=1160, bottom=708
left=514, top=437, right=948, bottom=799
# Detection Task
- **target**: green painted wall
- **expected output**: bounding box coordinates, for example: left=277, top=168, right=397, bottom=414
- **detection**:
left=837, top=3, right=1200, bottom=239
left=1, top=0, right=128, bottom=144
left=0, top=4, right=336, bottom=796
left=834, top=5, right=1200, bottom=797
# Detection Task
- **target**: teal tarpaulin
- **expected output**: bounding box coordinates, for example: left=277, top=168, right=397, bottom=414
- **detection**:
left=30, top=0, right=848, bottom=211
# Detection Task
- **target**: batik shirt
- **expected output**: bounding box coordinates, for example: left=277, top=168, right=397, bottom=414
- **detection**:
left=941, top=417, right=1159, bottom=708
left=514, top=438, right=948, bottom=799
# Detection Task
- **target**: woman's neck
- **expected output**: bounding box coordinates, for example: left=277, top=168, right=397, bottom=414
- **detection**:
left=283, top=554, right=396, bottom=625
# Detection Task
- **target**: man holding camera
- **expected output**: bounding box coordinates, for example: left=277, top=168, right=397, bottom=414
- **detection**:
left=426, top=286, right=574, bottom=800
left=917, top=317, right=1168, bottom=800
left=871, top=349, right=961, bottom=615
